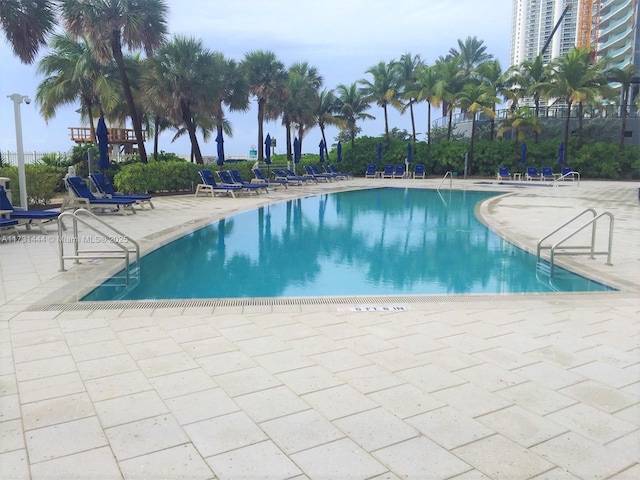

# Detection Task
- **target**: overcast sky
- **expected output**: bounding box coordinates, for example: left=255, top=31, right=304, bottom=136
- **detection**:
left=0, top=0, right=513, bottom=158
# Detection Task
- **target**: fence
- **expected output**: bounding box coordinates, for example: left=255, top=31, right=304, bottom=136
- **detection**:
left=0, top=151, right=69, bottom=167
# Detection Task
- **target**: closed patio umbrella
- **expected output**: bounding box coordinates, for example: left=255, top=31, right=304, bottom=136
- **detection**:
left=520, top=142, right=527, bottom=164
left=216, top=130, right=225, bottom=166
left=319, top=139, right=325, bottom=163
left=293, top=136, right=300, bottom=174
left=377, top=142, right=382, bottom=163
left=558, top=142, right=565, bottom=164
left=96, top=117, right=110, bottom=171
left=337, top=141, right=343, bottom=162
left=264, top=134, right=272, bottom=165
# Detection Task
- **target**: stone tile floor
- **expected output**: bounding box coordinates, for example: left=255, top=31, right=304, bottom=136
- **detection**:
left=0, top=177, right=638, bottom=479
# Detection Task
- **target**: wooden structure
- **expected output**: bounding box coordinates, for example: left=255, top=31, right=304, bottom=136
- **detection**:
left=69, top=127, right=144, bottom=154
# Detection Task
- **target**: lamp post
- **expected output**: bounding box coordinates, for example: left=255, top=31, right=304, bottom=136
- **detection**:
left=7, top=93, right=30, bottom=210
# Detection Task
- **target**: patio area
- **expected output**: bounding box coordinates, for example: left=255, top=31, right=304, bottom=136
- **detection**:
left=0, top=177, right=638, bottom=479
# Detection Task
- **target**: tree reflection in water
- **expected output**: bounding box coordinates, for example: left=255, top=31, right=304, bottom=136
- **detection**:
left=84, top=188, right=612, bottom=300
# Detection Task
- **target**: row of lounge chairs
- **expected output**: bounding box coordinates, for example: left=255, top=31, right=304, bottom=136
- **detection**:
left=0, top=185, right=59, bottom=235
left=365, top=164, right=425, bottom=179
left=497, top=166, right=579, bottom=181
left=195, top=165, right=352, bottom=198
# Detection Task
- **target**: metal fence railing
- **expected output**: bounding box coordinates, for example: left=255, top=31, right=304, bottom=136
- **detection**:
left=0, top=151, right=70, bottom=167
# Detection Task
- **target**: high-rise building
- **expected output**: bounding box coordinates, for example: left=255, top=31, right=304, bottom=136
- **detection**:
left=596, top=0, right=639, bottom=71
left=510, top=0, right=578, bottom=68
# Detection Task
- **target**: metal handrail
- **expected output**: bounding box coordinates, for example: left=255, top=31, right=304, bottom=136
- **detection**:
left=57, top=208, right=139, bottom=284
left=438, top=171, right=453, bottom=190
left=551, top=170, right=580, bottom=187
left=549, top=212, right=614, bottom=275
left=537, top=208, right=597, bottom=260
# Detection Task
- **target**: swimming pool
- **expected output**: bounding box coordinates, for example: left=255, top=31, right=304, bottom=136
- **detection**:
left=82, top=188, right=613, bottom=301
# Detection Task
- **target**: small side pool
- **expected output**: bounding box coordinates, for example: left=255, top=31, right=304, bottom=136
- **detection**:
left=82, top=188, right=614, bottom=301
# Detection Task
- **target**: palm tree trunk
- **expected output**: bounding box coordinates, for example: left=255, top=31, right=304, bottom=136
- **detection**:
left=468, top=115, right=476, bottom=174
left=427, top=102, right=432, bottom=146
left=383, top=104, right=390, bottom=144
left=111, top=36, right=147, bottom=163
left=285, top=120, right=292, bottom=162
left=490, top=104, right=496, bottom=140
left=257, top=98, right=265, bottom=162
left=153, top=115, right=160, bottom=161
left=534, top=96, right=540, bottom=143
left=620, top=85, right=629, bottom=150
left=447, top=107, right=453, bottom=141
left=182, top=106, right=203, bottom=164
left=321, top=129, right=329, bottom=160
left=409, top=100, right=416, bottom=142
left=563, top=100, right=572, bottom=164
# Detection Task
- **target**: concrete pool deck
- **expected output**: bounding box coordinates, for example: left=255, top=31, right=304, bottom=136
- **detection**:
left=0, top=177, right=638, bottom=479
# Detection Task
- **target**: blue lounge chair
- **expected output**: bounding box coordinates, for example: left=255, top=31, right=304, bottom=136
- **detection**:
left=526, top=167, right=542, bottom=181
left=413, top=164, right=425, bottom=179
left=305, top=165, right=332, bottom=182
left=365, top=164, right=377, bottom=178
left=252, top=168, right=288, bottom=188
left=218, top=170, right=262, bottom=195
left=64, top=176, right=136, bottom=215
left=497, top=167, right=511, bottom=180
left=229, top=169, right=269, bottom=194
left=195, top=169, right=241, bottom=197
left=280, top=169, right=312, bottom=185
left=561, top=166, right=579, bottom=181
left=541, top=166, right=555, bottom=181
left=393, top=164, right=405, bottom=178
left=323, top=164, right=343, bottom=180
left=0, top=185, right=59, bottom=234
left=89, top=173, right=154, bottom=210
left=329, top=164, right=352, bottom=179
left=381, top=164, right=394, bottom=178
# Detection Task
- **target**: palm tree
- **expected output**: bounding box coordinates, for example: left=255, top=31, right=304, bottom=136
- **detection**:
left=61, top=0, right=169, bottom=164
left=144, top=36, right=217, bottom=164
left=410, top=64, right=441, bottom=145
left=0, top=0, right=56, bottom=63
left=606, top=64, right=640, bottom=150
left=316, top=89, right=341, bottom=157
left=477, top=59, right=512, bottom=140
left=508, top=54, right=547, bottom=142
left=285, top=62, right=323, bottom=157
left=397, top=53, right=422, bottom=142
left=242, top=50, right=287, bottom=162
left=497, top=107, right=542, bottom=144
left=435, top=55, right=465, bottom=140
left=457, top=83, right=498, bottom=172
left=36, top=33, right=118, bottom=142
left=359, top=60, right=403, bottom=144
left=334, top=83, right=374, bottom=148
left=541, top=47, right=608, bottom=162
left=449, top=36, right=493, bottom=79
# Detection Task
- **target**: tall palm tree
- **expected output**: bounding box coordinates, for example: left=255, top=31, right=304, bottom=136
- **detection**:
left=497, top=107, right=542, bottom=144
left=284, top=62, right=323, bottom=157
left=61, top=0, right=169, bottom=164
left=477, top=59, right=512, bottom=140
left=508, top=54, right=547, bottom=142
left=606, top=64, right=640, bottom=150
left=457, top=83, right=498, bottom=172
left=144, top=36, right=217, bottom=164
left=0, top=0, right=56, bottom=63
left=36, top=33, right=118, bottom=142
left=541, top=47, right=608, bottom=162
left=316, top=89, right=341, bottom=157
left=334, top=83, right=374, bottom=148
left=242, top=50, right=287, bottom=162
left=410, top=64, right=442, bottom=145
left=359, top=60, right=403, bottom=144
left=397, top=53, right=422, bottom=142
left=435, top=55, right=465, bottom=140
left=449, top=36, right=493, bottom=79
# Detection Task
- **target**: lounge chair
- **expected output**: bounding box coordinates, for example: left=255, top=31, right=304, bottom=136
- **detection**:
left=252, top=168, right=288, bottom=188
left=329, top=164, right=352, bottom=179
left=195, top=169, right=241, bottom=197
left=561, top=166, right=579, bottom=181
left=0, top=185, right=59, bottom=234
left=323, top=164, right=344, bottom=180
left=413, top=164, right=425, bottom=179
left=89, top=173, right=154, bottom=210
left=365, top=164, right=377, bottom=178
left=218, top=170, right=262, bottom=195
left=497, top=167, right=511, bottom=180
left=229, top=169, right=269, bottom=194
left=272, top=169, right=306, bottom=185
left=0, top=216, right=19, bottom=238
left=381, top=164, right=394, bottom=178
left=64, top=176, right=136, bottom=215
left=286, top=169, right=314, bottom=184
left=304, top=165, right=331, bottom=182
left=525, top=167, right=542, bottom=181
left=541, top=166, right=555, bottom=181
left=393, top=164, right=406, bottom=179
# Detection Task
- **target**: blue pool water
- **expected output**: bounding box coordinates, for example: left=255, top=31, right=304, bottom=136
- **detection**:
left=83, top=188, right=613, bottom=301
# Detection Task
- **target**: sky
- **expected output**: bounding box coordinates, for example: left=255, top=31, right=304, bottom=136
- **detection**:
left=0, top=0, right=513, bottom=159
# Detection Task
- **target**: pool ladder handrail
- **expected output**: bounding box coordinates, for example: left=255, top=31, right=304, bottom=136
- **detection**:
left=438, top=171, right=453, bottom=191
left=57, top=208, right=140, bottom=284
left=550, top=170, right=580, bottom=187
left=536, top=208, right=614, bottom=276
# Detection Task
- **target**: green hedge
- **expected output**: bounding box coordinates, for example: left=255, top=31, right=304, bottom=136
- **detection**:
left=0, top=164, right=64, bottom=207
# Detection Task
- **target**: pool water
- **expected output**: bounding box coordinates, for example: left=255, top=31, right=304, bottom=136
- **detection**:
left=82, top=188, right=613, bottom=301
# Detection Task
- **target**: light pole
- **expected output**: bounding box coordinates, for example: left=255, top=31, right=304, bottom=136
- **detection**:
left=7, top=93, right=30, bottom=210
